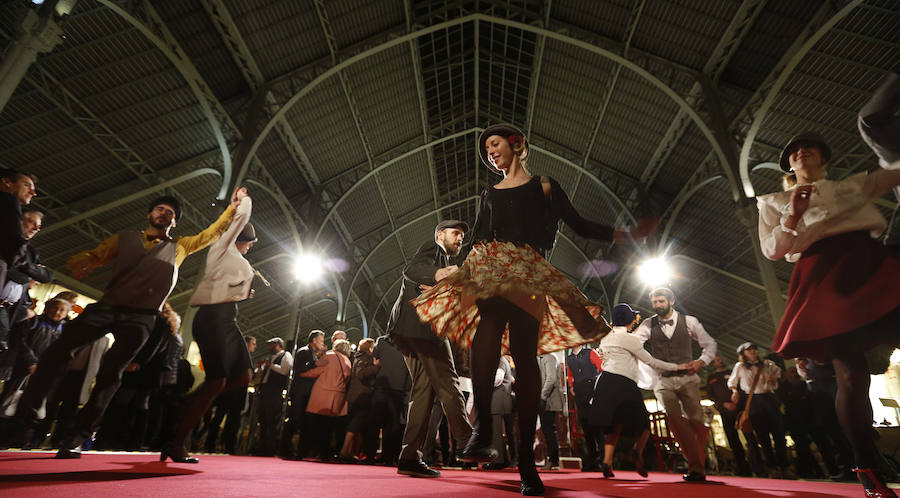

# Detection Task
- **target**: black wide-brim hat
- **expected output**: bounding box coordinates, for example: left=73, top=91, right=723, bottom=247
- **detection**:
left=779, top=132, right=831, bottom=172
left=478, top=123, right=528, bottom=176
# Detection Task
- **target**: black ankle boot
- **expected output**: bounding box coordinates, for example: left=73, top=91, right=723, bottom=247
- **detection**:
left=460, top=430, right=498, bottom=463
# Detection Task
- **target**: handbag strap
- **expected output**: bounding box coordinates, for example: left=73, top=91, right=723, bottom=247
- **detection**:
left=744, top=364, right=764, bottom=412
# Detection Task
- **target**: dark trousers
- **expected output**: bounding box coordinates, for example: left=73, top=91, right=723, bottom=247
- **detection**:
left=808, top=387, right=853, bottom=473
left=206, top=388, right=245, bottom=453
left=365, top=389, right=405, bottom=463
left=283, top=390, right=312, bottom=457
left=749, top=393, right=789, bottom=469
left=540, top=409, right=560, bottom=464
left=574, top=395, right=603, bottom=466
left=257, top=385, right=283, bottom=456
left=718, top=405, right=750, bottom=472
left=491, top=413, right=517, bottom=465
left=15, top=305, right=155, bottom=447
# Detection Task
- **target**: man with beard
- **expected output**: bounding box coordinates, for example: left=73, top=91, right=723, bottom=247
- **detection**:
left=390, top=220, right=474, bottom=478
left=633, top=287, right=717, bottom=482
left=3, top=192, right=239, bottom=457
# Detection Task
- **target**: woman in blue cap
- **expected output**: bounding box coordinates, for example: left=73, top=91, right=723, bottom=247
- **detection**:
left=590, top=303, right=688, bottom=478
left=412, top=124, right=655, bottom=495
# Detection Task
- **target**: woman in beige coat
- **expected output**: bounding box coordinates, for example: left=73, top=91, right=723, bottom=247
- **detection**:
left=305, top=339, right=352, bottom=460
left=164, top=187, right=256, bottom=463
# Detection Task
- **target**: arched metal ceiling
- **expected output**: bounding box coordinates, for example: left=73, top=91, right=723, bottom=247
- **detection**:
left=1, top=0, right=897, bottom=363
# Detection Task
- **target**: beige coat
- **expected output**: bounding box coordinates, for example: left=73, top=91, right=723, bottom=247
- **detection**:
left=189, top=197, right=254, bottom=306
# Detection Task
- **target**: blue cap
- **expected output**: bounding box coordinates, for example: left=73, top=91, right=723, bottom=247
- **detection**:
left=611, top=303, right=639, bottom=327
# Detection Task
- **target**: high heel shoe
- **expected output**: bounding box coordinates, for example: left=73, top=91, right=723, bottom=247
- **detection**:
left=631, top=448, right=647, bottom=478
left=854, top=468, right=898, bottom=498
left=598, top=462, right=615, bottom=478
left=161, top=444, right=199, bottom=464
left=519, top=464, right=545, bottom=496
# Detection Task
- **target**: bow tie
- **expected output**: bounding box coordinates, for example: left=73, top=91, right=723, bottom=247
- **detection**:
left=145, top=233, right=169, bottom=242
left=660, top=319, right=674, bottom=326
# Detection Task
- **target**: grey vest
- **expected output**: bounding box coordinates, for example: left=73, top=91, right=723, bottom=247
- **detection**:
left=102, top=231, right=178, bottom=311
left=648, top=313, right=693, bottom=364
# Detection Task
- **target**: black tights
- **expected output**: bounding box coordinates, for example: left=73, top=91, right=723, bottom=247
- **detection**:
left=832, top=339, right=878, bottom=469
left=171, top=369, right=251, bottom=451
left=470, top=297, right=540, bottom=474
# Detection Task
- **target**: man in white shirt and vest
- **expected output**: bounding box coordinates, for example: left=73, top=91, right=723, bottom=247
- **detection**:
left=256, top=337, right=292, bottom=456
left=633, top=287, right=717, bottom=482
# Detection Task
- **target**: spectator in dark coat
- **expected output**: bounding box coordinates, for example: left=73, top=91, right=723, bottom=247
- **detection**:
left=340, top=338, right=379, bottom=462
left=0, top=207, right=50, bottom=346
left=364, top=335, right=410, bottom=464
left=283, top=330, right=328, bottom=459
left=0, top=299, right=68, bottom=408
left=0, top=169, right=35, bottom=304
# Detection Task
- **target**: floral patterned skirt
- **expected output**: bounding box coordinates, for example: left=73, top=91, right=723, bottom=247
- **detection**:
left=410, top=241, right=610, bottom=355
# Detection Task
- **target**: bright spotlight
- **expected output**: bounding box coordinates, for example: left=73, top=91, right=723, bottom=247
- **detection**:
left=638, top=257, right=671, bottom=287
left=294, top=254, right=323, bottom=283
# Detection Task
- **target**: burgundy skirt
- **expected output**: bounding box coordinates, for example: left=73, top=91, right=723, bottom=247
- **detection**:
left=772, top=231, right=900, bottom=361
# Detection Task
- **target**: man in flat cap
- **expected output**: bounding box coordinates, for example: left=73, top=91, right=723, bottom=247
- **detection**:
left=389, top=220, right=474, bottom=478
left=255, top=336, right=292, bottom=456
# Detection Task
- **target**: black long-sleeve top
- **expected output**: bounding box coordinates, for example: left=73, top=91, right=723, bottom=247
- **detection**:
left=469, top=176, right=614, bottom=257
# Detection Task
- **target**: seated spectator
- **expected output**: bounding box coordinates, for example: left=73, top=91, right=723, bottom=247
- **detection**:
left=306, top=339, right=352, bottom=461
left=0, top=299, right=69, bottom=414
left=728, top=343, right=795, bottom=479
left=339, top=338, right=379, bottom=462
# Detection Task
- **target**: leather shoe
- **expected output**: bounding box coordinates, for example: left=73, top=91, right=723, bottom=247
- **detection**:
left=460, top=440, right=499, bottom=463
left=397, top=459, right=440, bottom=478
left=161, top=444, right=199, bottom=464
left=683, top=471, right=707, bottom=482
left=55, top=445, right=83, bottom=459
left=631, top=449, right=647, bottom=477
left=483, top=461, right=510, bottom=470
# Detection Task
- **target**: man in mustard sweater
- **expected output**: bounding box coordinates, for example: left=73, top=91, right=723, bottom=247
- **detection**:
left=3, top=190, right=240, bottom=457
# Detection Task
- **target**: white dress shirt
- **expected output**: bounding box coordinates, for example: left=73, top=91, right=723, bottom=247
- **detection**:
left=727, top=360, right=781, bottom=394
left=599, top=326, right=680, bottom=384
left=633, top=311, right=717, bottom=366
left=262, top=350, right=293, bottom=384
left=756, top=171, right=893, bottom=262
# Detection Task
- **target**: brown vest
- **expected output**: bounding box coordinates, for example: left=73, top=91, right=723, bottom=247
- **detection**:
left=648, top=313, right=693, bottom=365
left=101, top=231, right=178, bottom=311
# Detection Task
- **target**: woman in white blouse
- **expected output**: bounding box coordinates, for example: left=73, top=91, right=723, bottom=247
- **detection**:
left=756, top=132, right=900, bottom=497
left=589, top=304, right=688, bottom=478
left=727, top=343, right=790, bottom=478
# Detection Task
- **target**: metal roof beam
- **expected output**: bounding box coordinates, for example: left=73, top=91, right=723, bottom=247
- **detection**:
left=237, top=14, right=731, bottom=208
left=739, top=0, right=863, bottom=197
left=404, top=0, right=441, bottom=216
left=97, top=0, right=236, bottom=199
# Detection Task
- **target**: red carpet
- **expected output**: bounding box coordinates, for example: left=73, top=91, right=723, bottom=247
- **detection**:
left=0, top=450, right=872, bottom=496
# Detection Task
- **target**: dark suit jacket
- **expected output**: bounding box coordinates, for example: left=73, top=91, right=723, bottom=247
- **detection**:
left=0, top=192, right=26, bottom=266
left=0, top=191, right=27, bottom=284
left=290, top=344, right=320, bottom=397
left=7, top=244, right=53, bottom=324
left=386, top=241, right=452, bottom=352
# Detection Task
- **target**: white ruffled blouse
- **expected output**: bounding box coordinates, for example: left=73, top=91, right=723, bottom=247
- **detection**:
left=756, top=171, right=890, bottom=262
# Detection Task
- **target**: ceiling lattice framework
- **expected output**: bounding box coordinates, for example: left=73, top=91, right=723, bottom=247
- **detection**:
left=1, top=0, right=897, bottom=363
